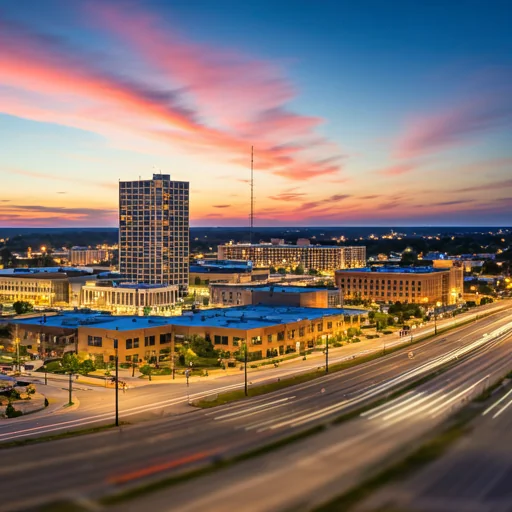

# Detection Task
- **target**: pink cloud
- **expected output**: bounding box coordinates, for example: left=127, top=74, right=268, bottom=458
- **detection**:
left=375, top=163, right=417, bottom=176
left=394, top=94, right=512, bottom=159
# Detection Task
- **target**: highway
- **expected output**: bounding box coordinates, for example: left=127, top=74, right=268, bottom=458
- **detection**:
left=357, top=377, right=512, bottom=511
left=0, top=305, right=510, bottom=511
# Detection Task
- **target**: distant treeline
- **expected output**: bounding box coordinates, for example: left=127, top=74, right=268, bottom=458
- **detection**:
left=0, top=226, right=510, bottom=262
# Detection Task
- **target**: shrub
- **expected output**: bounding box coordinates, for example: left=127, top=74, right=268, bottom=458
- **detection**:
left=352, top=338, right=361, bottom=343
left=382, top=330, right=393, bottom=335
left=5, top=402, right=22, bottom=418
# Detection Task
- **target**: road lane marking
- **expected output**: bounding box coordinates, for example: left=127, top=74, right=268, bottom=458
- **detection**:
left=483, top=387, right=512, bottom=416
left=492, top=396, right=512, bottom=419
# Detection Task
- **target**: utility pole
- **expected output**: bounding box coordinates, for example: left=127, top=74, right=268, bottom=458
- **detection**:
left=325, top=334, right=329, bottom=373
left=250, top=146, right=254, bottom=245
left=114, top=339, right=119, bottom=427
left=68, top=372, right=73, bottom=406
left=244, top=340, right=248, bottom=396
left=171, top=332, right=176, bottom=380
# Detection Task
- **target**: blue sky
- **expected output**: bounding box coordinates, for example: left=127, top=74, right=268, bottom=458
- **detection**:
left=0, top=0, right=511, bottom=226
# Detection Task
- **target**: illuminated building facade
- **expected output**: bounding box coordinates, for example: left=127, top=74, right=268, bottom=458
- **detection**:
left=0, top=272, right=70, bottom=307
left=217, top=243, right=366, bottom=273
left=335, top=265, right=464, bottom=305
left=80, top=281, right=179, bottom=315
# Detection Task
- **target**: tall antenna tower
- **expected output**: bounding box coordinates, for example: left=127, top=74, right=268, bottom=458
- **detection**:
left=250, top=146, right=254, bottom=244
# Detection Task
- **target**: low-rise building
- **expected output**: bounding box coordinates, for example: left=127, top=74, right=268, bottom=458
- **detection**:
left=210, top=284, right=330, bottom=308
left=189, top=260, right=269, bottom=285
left=80, top=281, right=179, bottom=315
left=0, top=271, right=70, bottom=307
left=335, top=264, right=464, bottom=305
left=10, top=305, right=368, bottom=363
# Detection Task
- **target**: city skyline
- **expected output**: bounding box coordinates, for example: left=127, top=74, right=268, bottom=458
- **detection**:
left=1, top=0, right=511, bottom=227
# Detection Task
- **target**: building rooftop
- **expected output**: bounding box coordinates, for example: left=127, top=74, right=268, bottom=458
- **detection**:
left=0, top=267, right=90, bottom=276
left=221, top=243, right=363, bottom=249
left=336, top=266, right=446, bottom=274
left=252, top=286, right=329, bottom=293
left=10, top=305, right=367, bottom=332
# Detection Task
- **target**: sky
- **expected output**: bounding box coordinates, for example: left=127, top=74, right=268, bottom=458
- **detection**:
left=0, top=0, right=511, bottom=227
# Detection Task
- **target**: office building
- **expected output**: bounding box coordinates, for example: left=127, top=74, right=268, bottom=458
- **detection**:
left=10, top=305, right=368, bottom=363
left=119, top=174, right=189, bottom=295
left=218, top=242, right=366, bottom=273
left=335, top=264, right=464, bottom=305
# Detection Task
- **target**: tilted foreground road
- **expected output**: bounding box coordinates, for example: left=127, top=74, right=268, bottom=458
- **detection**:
left=358, top=378, right=512, bottom=512
left=0, top=307, right=511, bottom=511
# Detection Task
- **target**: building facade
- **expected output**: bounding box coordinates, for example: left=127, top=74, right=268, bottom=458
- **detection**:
left=335, top=265, right=464, bottom=305
left=10, top=306, right=367, bottom=364
left=0, top=272, right=70, bottom=307
left=80, top=281, right=179, bottom=315
left=210, top=284, right=331, bottom=308
left=217, top=243, right=366, bottom=273
left=119, top=174, right=189, bottom=295
left=69, top=247, right=111, bottom=266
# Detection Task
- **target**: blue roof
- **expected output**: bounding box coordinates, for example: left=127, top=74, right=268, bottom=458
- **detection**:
left=10, top=305, right=367, bottom=332
left=254, top=286, right=329, bottom=293
left=337, top=266, right=444, bottom=274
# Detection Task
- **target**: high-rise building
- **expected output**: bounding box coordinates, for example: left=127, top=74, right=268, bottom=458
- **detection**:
left=119, top=174, right=189, bottom=296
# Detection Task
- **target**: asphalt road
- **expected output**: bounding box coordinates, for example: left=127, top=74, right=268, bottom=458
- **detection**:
left=357, top=377, right=512, bottom=512
left=0, top=304, right=511, bottom=511
left=108, top=314, right=512, bottom=512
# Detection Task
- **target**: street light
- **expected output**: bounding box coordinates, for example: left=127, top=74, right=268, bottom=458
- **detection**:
left=434, top=301, right=442, bottom=335
left=68, top=371, right=73, bottom=406
left=114, top=338, right=119, bottom=427
left=244, top=339, right=248, bottom=396
left=325, top=334, right=329, bottom=373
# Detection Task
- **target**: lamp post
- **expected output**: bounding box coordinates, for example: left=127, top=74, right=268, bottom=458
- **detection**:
left=325, top=334, right=329, bottom=373
left=434, top=301, right=442, bottom=335
left=114, top=338, right=119, bottom=427
left=68, top=372, right=73, bottom=406
left=244, top=340, right=248, bottom=396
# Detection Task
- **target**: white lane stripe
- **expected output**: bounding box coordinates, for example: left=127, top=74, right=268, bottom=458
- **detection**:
left=483, top=387, right=512, bottom=416
left=493, top=397, right=512, bottom=419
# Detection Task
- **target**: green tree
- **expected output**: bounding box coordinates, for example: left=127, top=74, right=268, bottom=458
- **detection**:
left=188, top=335, right=217, bottom=358
left=80, top=359, right=96, bottom=375
left=61, top=353, right=80, bottom=373
left=194, top=276, right=202, bottom=285
left=294, top=264, right=305, bottom=275
left=12, top=301, right=34, bottom=315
